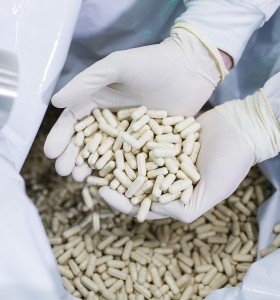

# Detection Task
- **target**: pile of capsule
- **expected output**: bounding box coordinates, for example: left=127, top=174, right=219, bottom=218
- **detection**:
left=22, top=127, right=274, bottom=300
left=74, top=106, right=201, bottom=222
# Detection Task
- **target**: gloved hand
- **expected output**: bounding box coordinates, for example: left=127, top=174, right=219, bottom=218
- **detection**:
left=44, top=25, right=228, bottom=181
left=99, top=73, right=280, bottom=222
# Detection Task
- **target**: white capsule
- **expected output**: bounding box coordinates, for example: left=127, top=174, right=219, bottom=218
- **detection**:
left=222, top=258, right=234, bottom=278
left=102, top=108, right=119, bottom=128
left=146, top=142, right=175, bottom=150
left=156, top=134, right=181, bottom=143
left=113, top=169, right=132, bottom=188
left=97, top=137, right=115, bottom=155
left=75, top=153, right=85, bottom=166
left=87, top=132, right=103, bottom=153
left=95, top=150, right=113, bottom=170
left=161, top=174, right=176, bottom=191
left=146, top=162, right=158, bottom=171
left=152, top=174, right=164, bottom=198
left=87, top=176, right=109, bottom=186
left=123, top=141, right=132, bottom=153
left=149, top=151, right=165, bottom=167
left=99, top=123, right=119, bottom=137
left=147, top=167, right=168, bottom=179
left=146, top=109, right=167, bottom=119
left=180, top=162, right=200, bottom=183
left=125, top=163, right=137, bottom=181
left=131, top=105, right=147, bottom=120
left=178, top=153, right=193, bottom=164
left=131, top=115, right=150, bottom=132
left=115, top=149, right=125, bottom=171
left=164, top=271, right=180, bottom=295
left=112, top=136, right=123, bottom=152
left=124, top=152, right=137, bottom=169
left=137, top=197, right=152, bottom=223
left=161, top=125, right=173, bottom=133
left=119, top=132, right=140, bottom=149
left=74, top=116, right=95, bottom=132
left=88, top=152, right=99, bottom=167
left=153, top=148, right=178, bottom=158
left=162, top=116, right=184, bottom=126
left=137, top=130, right=154, bottom=148
left=202, top=267, right=218, bottom=285
left=117, top=185, right=126, bottom=194
left=183, top=133, right=195, bottom=155
left=180, top=186, right=193, bottom=204
left=180, top=122, right=201, bottom=138
left=135, top=180, right=154, bottom=196
left=82, top=186, right=94, bottom=209
left=164, top=158, right=179, bottom=174
left=159, top=192, right=181, bottom=204
left=117, top=108, right=135, bottom=121
left=99, top=161, right=116, bottom=177
left=149, top=119, right=163, bottom=135
left=84, top=122, right=99, bottom=136
left=175, top=117, right=195, bottom=132
left=81, top=148, right=90, bottom=159
left=169, top=179, right=192, bottom=194
left=125, top=175, right=146, bottom=198
left=110, top=178, right=120, bottom=190
left=74, top=131, right=85, bottom=147
left=137, top=153, right=147, bottom=176
left=131, top=194, right=147, bottom=205
left=92, top=108, right=106, bottom=124
left=189, top=142, right=201, bottom=163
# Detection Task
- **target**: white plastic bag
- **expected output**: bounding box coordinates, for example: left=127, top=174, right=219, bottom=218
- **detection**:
left=206, top=7, right=280, bottom=300
left=1, top=1, right=279, bottom=299
left=0, top=0, right=81, bottom=171
left=0, top=1, right=81, bottom=299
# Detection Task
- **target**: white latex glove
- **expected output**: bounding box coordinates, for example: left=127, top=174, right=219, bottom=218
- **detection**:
left=100, top=73, right=280, bottom=222
left=44, top=25, right=228, bottom=181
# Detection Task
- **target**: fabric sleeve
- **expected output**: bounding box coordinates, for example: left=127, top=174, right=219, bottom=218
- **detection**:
left=175, top=0, right=280, bottom=65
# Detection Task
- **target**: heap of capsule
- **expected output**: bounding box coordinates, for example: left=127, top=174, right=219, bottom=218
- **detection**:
left=73, top=106, right=201, bottom=222
left=23, top=130, right=273, bottom=300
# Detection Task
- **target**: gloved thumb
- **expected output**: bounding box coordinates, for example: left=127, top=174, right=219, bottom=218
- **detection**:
left=52, top=56, right=119, bottom=108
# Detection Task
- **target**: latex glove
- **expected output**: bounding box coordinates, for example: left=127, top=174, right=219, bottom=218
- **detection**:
left=100, top=73, right=280, bottom=222
left=44, top=25, right=228, bottom=181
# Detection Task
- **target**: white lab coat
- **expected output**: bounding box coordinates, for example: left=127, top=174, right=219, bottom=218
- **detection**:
left=0, top=1, right=280, bottom=299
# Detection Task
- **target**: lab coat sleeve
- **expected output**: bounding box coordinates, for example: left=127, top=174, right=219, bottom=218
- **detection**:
left=175, top=0, right=280, bottom=64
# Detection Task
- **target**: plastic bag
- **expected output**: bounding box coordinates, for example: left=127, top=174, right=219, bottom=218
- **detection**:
left=206, top=7, right=280, bottom=300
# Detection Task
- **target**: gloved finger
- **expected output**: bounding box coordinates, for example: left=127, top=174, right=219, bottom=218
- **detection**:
left=44, top=109, right=76, bottom=159
left=44, top=100, right=98, bottom=159
left=152, top=200, right=191, bottom=222
left=99, top=186, right=166, bottom=220
left=72, top=163, right=92, bottom=182
left=52, top=57, right=119, bottom=109
left=55, top=137, right=80, bottom=176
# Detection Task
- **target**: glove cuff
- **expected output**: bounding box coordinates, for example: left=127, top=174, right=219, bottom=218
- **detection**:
left=216, top=90, right=280, bottom=164
left=172, top=23, right=228, bottom=81
left=263, top=72, right=280, bottom=125
left=175, top=0, right=266, bottom=65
